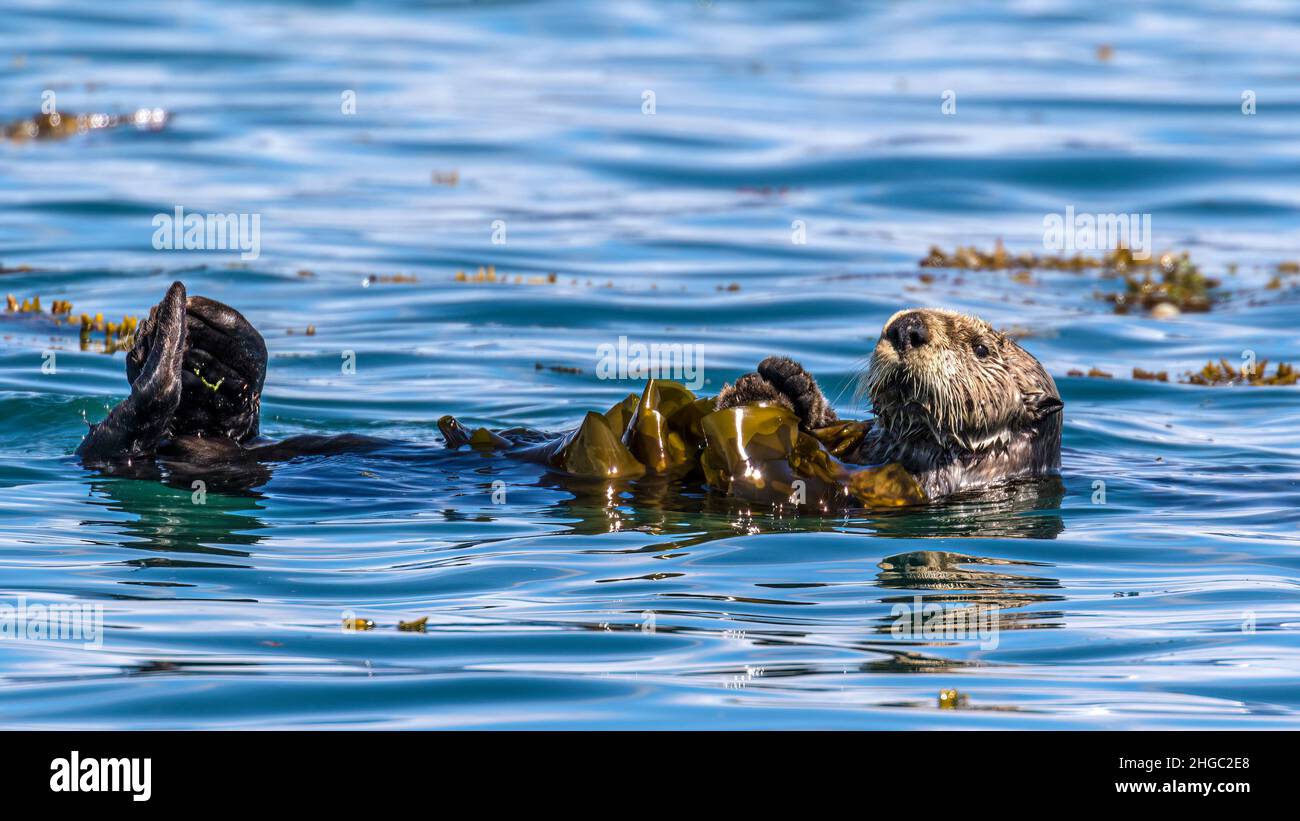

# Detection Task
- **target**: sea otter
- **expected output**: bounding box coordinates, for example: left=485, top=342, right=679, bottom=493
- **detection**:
left=76, top=281, right=381, bottom=477
left=80, top=285, right=1060, bottom=503
left=715, top=308, right=1063, bottom=498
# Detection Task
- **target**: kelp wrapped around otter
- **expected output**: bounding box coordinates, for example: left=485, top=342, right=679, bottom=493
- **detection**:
left=436, top=378, right=926, bottom=509
left=448, top=308, right=1064, bottom=503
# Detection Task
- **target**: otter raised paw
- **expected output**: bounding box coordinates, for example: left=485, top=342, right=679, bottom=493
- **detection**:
left=715, top=356, right=838, bottom=429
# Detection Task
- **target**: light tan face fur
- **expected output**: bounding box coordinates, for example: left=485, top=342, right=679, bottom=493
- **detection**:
left=862, top=308, right=1057, bottom=452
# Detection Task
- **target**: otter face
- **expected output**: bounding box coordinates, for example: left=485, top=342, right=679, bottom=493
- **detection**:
left=863, top=308, right=1062, bottom=453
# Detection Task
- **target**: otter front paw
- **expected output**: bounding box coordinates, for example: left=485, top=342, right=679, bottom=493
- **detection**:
left=714, top=356, right=838, bottom=429
left=756, top=356, right=837, bottom=428
left=715, top=372, right=796, bottom=414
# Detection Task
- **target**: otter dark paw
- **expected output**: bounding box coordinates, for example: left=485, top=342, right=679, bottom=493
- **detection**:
left=714, top=372, right=795, bottom=414
left=756, top=356, right=838, bottom=428
left=714, top=358, right=838, bottom=429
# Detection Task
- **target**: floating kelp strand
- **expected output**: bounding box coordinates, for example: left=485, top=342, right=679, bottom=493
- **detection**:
left=3, top=108, right=168, bottom=142
left=4, top=292, right=138, bottom=353
left=1182, top=359, right=1297, bottom=386
left=919, top=242, right=1223, bottom=315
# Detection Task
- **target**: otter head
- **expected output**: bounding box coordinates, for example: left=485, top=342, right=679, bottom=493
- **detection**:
left=127, top=295, right=267, bottom=443
left=862, top=308, right=1062, bottom=454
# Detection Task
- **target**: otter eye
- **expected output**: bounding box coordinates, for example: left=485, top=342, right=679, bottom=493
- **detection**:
left=973, top=342, right=990, bottom=359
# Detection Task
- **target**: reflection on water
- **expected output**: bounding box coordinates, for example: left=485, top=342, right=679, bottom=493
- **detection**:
left=877, top=549, right=1065, bottom=636
left=83, top=476, right=265, bottom=561
left=865, top=479, right=1067, bottom=541
left=541, top=474, right=1065, bottom=542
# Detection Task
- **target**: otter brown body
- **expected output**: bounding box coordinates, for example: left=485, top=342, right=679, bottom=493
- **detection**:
left=716, top=309, right=1063, bottom=499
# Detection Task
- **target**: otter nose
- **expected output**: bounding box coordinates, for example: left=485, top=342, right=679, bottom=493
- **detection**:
left=887, top=313, right=929, bottom=353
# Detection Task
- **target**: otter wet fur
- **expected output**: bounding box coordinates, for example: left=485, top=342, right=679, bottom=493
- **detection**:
left=716, top=308, right=1063, bottom=499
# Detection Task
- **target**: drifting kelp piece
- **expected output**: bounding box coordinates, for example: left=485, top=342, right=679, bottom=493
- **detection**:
left=3, top=293, right=140, bottom=354
left=1132, top=367, right=1169, bottom=382
left=621, top=379, right=701, bottom=475
left=539, top=411, right=646, bottom=479
left=700, top=404, right=927, bottom=508
left=342, top=615, right=374, bottom=631
left=4, top=109, right=168, bottom=142
left=1109, top=253, right=1218, bottom=314
left=848, top=463, right=927, bottom=507
left=602, top=393, right=640, bottom=433
left=808, top=419, right=872, bottom=459
left=920, top=240, right=1163, bottom=274
left=918, top=241, right=1223, bottom=315
left=397, top=616, right=428, bottom=632
left=699, top=405, right=849, bottom=506
left=437, top=414, right=511, bottom=450
left=1182, top=359, right=1298, bottom=386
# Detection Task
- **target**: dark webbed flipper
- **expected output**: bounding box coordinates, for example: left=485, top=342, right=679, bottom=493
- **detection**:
left=130, top=294, right=268, bottom=442
left=83, top=282, right=383, bottom=475
left=715, top=356, right=838, bottom=429
left=180, top=297, right=268, bottom=440
left=77, top=281, right=188, bottom=463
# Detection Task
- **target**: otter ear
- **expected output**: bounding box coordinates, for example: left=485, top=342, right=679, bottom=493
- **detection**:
left=1030, top=394, right=1064, bottom=421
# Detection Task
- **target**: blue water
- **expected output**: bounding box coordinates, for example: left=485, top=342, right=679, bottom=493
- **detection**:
left=2, top=0, right=1299, bottom=729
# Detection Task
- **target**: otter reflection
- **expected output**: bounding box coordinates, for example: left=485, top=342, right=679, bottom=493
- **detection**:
left=516, top=480, right=1067, bottom=678
left=865, top=477, right=1065, bottom=540
left=81, top=476, right=266, bottom=567
left=532, top=472, right=1064, bottom=542
left=875, top=548, right=1064, bottom=635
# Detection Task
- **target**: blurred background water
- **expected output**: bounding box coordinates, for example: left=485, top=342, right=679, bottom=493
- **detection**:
left=1, top=0, right=1299, bottom=728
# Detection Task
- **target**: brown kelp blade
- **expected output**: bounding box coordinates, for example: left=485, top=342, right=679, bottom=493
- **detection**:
left=603, top=393, right=639, bottom=432
left=621, top=379, right=700, bottom=475
left=440, top=396, right=923, bottom=507
left=848, top=463, right=927, bottom=507
left=700, top=404, right=799, bottom=470
left=667, top=396, right=715, bottom=449
left=699, top=404, right=843, bottom=505
left=550, top=411, right=646, bottom=479
left=700, top=403, right=926, bottom=508
left=808, top=419, right=872, bottom=458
